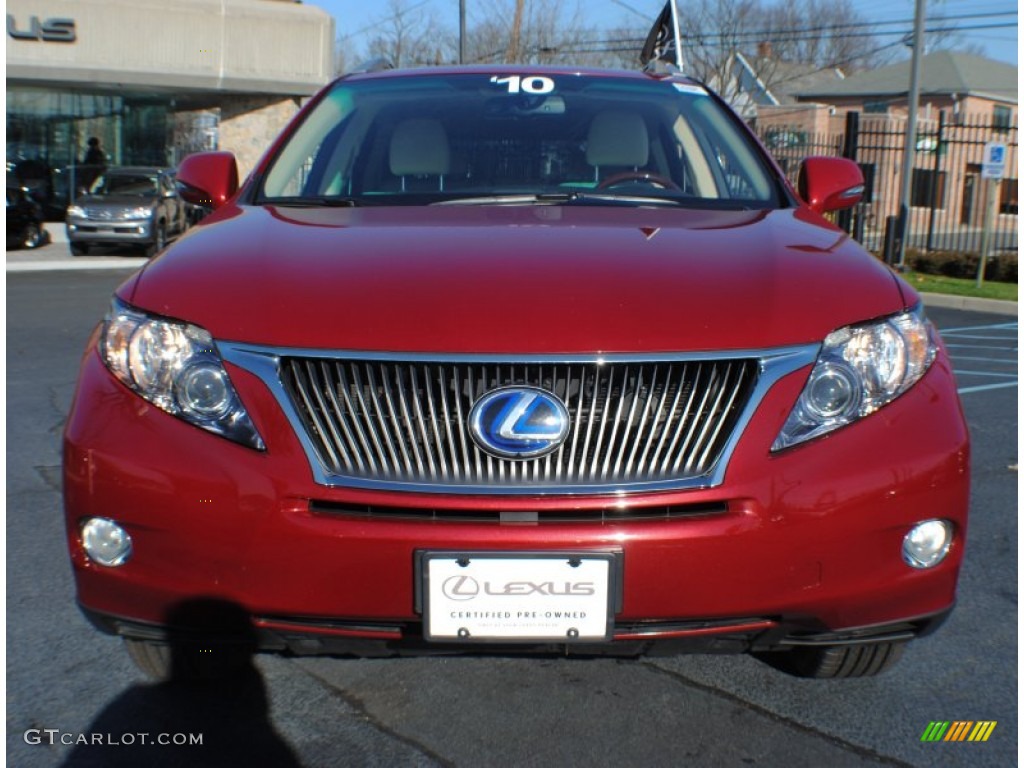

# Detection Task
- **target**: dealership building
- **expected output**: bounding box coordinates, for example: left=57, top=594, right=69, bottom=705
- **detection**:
left=6, top=0, right=334, bottom=204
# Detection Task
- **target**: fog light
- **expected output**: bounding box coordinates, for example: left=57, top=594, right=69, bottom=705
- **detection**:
left=902, top=520, right=953, bottom=569
left=81, top=518, right=132, bottom=567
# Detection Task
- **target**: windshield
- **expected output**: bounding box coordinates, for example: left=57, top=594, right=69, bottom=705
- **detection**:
left=91, top=173, right=159, bottom=197
left=259, top=72, right=781, bottom=208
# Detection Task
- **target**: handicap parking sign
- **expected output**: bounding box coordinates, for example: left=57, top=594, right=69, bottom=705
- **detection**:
left=982, top=142, right=1008, bottom=179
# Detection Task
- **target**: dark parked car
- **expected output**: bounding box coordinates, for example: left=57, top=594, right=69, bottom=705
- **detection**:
left=65, top=167, right=188, bottom=257
left=6, top=179, right=49, bottom=250
left=64, top=66, right=969, bottom=681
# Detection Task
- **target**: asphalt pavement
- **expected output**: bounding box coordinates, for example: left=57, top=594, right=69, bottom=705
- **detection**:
left=5, top=264, right=1018, bottom=768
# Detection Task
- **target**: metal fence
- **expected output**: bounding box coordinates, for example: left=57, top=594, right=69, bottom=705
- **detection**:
left=756, top=112, right=1019, bottom=259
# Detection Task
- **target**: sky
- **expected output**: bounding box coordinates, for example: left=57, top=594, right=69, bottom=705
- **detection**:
left=303, top=0, right=1018, bottom=67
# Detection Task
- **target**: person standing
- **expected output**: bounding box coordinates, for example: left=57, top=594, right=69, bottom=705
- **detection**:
left=81, top=137, right=106, bottom=191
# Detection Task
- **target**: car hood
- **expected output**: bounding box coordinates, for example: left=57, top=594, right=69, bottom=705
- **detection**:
left=78, top=195, right=156, bottom=207
left=125, top=204, right=909, bottom=354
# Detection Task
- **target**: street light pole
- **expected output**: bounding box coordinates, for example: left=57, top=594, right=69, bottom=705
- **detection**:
left=895, top=0, right=927, bottom=269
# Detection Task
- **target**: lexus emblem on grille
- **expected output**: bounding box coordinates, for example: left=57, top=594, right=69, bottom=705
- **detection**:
left=469, top=387, right=570, bottom=459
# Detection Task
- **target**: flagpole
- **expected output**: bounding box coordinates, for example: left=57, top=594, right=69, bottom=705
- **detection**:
left=668, top=0, right=683, bottom=69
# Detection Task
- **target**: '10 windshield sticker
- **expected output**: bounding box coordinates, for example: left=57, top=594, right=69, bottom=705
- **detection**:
left=489, top=75, right=556, bottom=94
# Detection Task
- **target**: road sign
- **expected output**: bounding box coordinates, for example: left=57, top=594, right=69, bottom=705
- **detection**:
left=981, top=142, right=1007, bottom=180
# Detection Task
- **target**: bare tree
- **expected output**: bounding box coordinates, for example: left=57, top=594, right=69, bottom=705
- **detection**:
left=342, top=0, right=974, bottom=85
left=662, top=0, right=896, bottom=113
left=678, top=0, right=760, bottom=83
left=464, top=0, right=618, bottom=66
left=923, top=0, right=989, bottom=56
left=749, top=0, right=892, bottom=74
left=362, top=0, right=451, bottom=69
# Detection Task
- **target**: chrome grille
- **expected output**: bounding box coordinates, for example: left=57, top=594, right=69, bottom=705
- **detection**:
left=84, top=207, right=133, bottom=220
left=281, top=358, right=757, bottom=490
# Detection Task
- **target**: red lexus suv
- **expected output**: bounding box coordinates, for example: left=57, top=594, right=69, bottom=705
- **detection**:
left=63, top=66, right=969, bottom=680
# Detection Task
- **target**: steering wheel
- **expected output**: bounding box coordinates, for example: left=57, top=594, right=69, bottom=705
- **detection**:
left=597, top=171, right=681, bottom=191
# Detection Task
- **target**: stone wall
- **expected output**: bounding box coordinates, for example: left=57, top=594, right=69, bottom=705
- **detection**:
left=218, top=95, right=303, bottom=180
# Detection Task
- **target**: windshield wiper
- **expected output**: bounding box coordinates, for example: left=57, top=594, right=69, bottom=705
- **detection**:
left=263, top=196, right=361, bottom=207
left=432, top=193, right=574, bottom=206
left=432, top=191, right=686, bottom=207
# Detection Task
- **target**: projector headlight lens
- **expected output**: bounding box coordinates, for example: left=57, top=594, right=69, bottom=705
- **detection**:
left=773, top=307, right=937, bottom=450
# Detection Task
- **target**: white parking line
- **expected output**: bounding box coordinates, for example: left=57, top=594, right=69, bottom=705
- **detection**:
left=941, top=322, right=1018, bottom=333
left=954, top=370, right=1018, bottom=378
left=941, top=333, right=1019, bottom=340
left=958, top=382, right=1019, bottom=395
left=941, top=322, right=1018, bottom=396
left=950, top=355, right=1019, bottom=365
left=944, top=343, right=1018, bottom=351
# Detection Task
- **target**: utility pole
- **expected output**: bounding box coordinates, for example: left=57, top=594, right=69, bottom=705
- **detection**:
left=459, top=0, right=466, bottom=64
left=506, top=0, right=524, bottom=64
left=895, top=0, right=927, bottom=269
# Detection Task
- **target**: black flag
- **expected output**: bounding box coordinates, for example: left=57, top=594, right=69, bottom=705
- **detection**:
left=639, top=2, right=679, bottom=68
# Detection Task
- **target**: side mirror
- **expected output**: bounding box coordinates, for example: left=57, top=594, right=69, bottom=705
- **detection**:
left=176, top=151, right=239, bottom=211
left=798, top=156, right=864, bottom=215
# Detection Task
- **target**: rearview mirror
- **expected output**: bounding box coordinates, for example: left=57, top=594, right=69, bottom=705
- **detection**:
left=176, top=151, right=239, bottom=211
left=798, top=157, right=864, bottom=215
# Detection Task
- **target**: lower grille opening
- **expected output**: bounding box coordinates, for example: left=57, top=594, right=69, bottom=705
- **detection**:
left=308, top=500, right=729, bottom=524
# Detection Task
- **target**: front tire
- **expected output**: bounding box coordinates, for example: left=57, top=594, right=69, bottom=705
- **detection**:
left=145, top=224, right=167, bottom=258
left=69, top=242, right=89, bottom=256
left=22, top=223, right=44, bottom=249
left=757, top=642, right=905, bottom=678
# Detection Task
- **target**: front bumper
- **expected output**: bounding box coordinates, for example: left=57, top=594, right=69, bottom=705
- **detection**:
left=66, top=218, right=154, bottom=245
left=63, top=342, right=970, bottom=652
left=81, top=604, right=953, bottom=657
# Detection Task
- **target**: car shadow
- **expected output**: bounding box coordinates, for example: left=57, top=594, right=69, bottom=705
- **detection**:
left=60, top=599, right=301, bottom=767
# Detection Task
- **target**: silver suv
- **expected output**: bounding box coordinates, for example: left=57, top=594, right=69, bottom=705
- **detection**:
left=66, top=167, right=188, bottom=257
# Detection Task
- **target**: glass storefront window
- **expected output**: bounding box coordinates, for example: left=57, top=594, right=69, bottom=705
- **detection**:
left=7, top=86, right=219, bottom=218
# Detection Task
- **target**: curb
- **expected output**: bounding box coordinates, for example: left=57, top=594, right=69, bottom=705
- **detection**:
left=7, top=258, right=148, bottom=273
left=44, top=223, right=68, bottom=244
left=920, top=292, right=1018, bottom=317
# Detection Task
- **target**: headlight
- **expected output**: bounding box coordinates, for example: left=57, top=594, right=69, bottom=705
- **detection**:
left=123, top=206, right=152, bottom=220
left=66, top=205, right=85, bottom=218
left=773, top=307, right=937, bottom=450
left=101, top=298, right=264, bottom=450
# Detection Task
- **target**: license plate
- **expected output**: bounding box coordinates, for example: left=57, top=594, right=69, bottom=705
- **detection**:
left=421, top=552, right=616, bottom=642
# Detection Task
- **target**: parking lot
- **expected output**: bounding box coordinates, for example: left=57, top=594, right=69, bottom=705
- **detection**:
left=941, top=320, right=1018, bottom=396
left=6, top=266, right=1017, bottom=768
